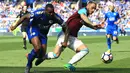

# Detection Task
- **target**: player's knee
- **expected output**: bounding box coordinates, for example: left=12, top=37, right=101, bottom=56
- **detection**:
left=113, top=37, right=117, bottom=41
left=80, top=48, right=89, bottom=55
left=106, top=35, right=111, bottom=38
left=34, top=44, right=42, bottom=50
left=47, top=52, right=59, bottom=59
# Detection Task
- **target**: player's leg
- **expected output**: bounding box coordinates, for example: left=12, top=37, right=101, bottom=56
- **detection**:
left=25, top=27, right=42, bottom=73
left=35, top=35, right=48, bottom=66
left=35, top=32, right=65, bottom=66
left=106, top=28, right=112, bottom=53
left=22, top=31, right=27, bottom=49
left=25, top=36, right=42, bottom=73
left=64, top=37, right=89, bottom=71
left=112, top=30, right=119, bottom=44
left=47, top=34, right=65, bottom=59
left=106, top=34, right=111, bottom=53
left=21, top=26, right=27, bottom=49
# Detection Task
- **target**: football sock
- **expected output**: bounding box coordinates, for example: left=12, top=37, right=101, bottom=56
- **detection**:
left=68, top=48, right=89, bottom=64
left=27, top=49, right=37, bottom=67
left=107, top=38, right=111, bottom=50
left=46, top=52, right=58, bottom=59
left=23, top=38, right=26, bottom=47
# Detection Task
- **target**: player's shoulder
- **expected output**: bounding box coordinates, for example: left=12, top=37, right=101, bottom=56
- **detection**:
left=78, top=7, right=87, bottom=15
left=54, top=13, right=61, bottom=18
left=78, top=8, right=87, bottom=12
left=30, top=8, right=45, bottom=18
left=33, top=8, right=45, bottom=15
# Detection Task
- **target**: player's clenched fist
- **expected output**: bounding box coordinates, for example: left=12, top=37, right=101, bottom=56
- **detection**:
left=9, top=25, right=16, bottom=31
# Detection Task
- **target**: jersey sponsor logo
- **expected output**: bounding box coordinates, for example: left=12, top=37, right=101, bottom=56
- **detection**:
left=49, top=20, right=53, bottom=24
left=114, top=13, right=116, bottom=15
left=36, top=11, right=43, bottom=14
left=109, top=17, right=115, bottom=21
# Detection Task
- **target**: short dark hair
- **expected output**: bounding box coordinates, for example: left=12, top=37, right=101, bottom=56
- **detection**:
left=87, top=1, right=96, bottom=5
left=45, top=4, right=54, bottom=10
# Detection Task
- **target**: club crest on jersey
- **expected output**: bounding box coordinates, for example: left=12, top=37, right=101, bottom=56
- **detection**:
left=49, top=20, right=53, bottom=24
left=114, top=13, right=116, bottom=15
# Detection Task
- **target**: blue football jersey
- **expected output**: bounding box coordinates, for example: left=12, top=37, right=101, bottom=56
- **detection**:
left=29, top=9, right=64, bottom=35
left=105, top=11, right=120, bottom=27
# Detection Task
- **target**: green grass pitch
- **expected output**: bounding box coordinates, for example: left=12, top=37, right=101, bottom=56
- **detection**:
left=0, top=36, right=130, bottom=73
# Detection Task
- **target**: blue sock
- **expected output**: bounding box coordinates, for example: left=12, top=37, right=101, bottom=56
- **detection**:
left=107, top=38, right=111, bottom=50
left=27, top=49, right=37, bottom=68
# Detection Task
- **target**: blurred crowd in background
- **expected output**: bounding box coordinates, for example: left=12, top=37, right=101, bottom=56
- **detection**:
left=0, top=0, right=130, bottom=36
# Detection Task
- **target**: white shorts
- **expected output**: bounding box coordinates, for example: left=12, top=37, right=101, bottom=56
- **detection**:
left=56, top=32, right=84, bottom=51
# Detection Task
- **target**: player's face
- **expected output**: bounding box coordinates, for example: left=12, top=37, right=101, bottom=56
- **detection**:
left=23, top=6, right=27, bottom=11
left=46, top=7, right=54, bottom=16
left=88, top=3, right=96, bottom=14
left=109, top=5, right=114, bottom=11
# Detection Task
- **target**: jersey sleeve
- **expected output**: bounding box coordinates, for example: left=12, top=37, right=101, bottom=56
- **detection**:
left=78, top=8, right=87, bottom=16
left=116, top=12, right=120, bottom=19
left=30, top=11, right=35, bottom=19
left=105, top=13, right=107, bottom=19
left=54, top=13, right=64, bottom=26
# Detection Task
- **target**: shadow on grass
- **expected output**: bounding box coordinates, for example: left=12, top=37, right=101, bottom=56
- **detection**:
left=0, top=67, right=130, bottom=73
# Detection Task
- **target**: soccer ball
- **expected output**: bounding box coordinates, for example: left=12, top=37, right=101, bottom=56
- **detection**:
left=101, top=52, right=113, bottom=64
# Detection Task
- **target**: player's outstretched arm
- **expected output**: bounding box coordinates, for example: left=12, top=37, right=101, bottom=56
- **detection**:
left=10, top=13, right=30, bottom=31
left=80, top=14, right=98, bottom=29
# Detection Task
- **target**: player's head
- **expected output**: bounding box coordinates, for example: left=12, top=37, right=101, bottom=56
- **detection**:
left=45, top=4, right=54, bottom=16
left=86, top=1, right=97, bottom=14
left=22, top=6, right=27, bottom=11
left=109, top=5, right=114, bottom=12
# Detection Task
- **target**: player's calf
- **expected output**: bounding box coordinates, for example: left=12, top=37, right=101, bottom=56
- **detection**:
left=68, top=48, right=89, bottom=64
left=113, top=37, right=119, bottom=44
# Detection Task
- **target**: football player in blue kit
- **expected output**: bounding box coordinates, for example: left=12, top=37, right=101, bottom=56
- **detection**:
left=102, top=5, right=121, bottom=53
left=10, top=4, right=65, bottom=73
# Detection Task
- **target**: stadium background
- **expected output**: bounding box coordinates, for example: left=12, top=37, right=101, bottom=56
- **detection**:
left=0, top=0, right=130, bottom=36
left=0, top=0, right=130, bottom=73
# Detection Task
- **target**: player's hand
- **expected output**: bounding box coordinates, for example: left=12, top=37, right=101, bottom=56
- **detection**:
left=94, top=24, right=104, bottom=29
left=9, top=25, right=16, bottom=31
left=61, top=42, right=67, bottom=48
left=114, top=22, right=118, bottom=24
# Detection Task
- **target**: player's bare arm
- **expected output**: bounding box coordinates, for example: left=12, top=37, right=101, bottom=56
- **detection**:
left=54, top=14, right=69, bottom=48
left=114, top=18, right=121, bottom=24
left=80, top=14, right=100, bottom=29
left=62, top=22, right=70, bottom=48
left=10, top=13, right=30, bottom=31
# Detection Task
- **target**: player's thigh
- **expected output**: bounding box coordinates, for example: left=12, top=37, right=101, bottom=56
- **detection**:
left=27, top=26, right=41, bottom=50
left=106, top=29, right=111, bottom=38
left=31, top=36, right=41, bottom=50
left=68, top=36, right=87, bottom=52
left=112, top=30, right=118, bottom=40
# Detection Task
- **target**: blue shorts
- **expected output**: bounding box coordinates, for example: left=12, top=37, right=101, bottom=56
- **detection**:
left=106, top=27, right=118, bottom=37
left=27, top=26, right=47, bottom=44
